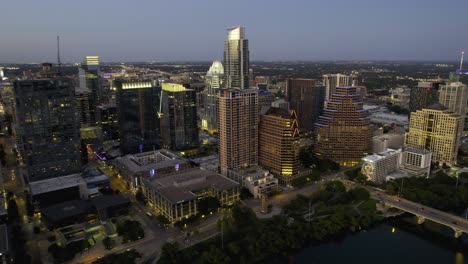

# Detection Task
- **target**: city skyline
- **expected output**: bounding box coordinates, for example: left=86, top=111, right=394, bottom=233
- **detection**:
left=1, top=0, right=467, bottom=63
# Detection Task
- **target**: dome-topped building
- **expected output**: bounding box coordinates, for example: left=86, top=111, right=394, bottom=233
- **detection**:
left=201, top=61, right=224, bottom=132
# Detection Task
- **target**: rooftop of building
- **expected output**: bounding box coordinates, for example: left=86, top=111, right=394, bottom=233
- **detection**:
left=83, top=174, right=110, bottom=185
left=30, top=174, right=86, bottom=196
left=234, top=166, right=271, bottom=180
left=403, top=147, right=431, bottom=155
left=260, top=106, right=293, bottom=119
left=116, top=149, right=189, bottom=174
left=191, top=154, right=219, bottom=171
left=145, top=168, right=239, bottom=204
left=220, top=87, right=258, bottom=97
left=362, top=148, right=401, bottom=162
left=41, top=200, right=90, bottom=222
left=91, top=195, right=130, bottom=211
left=426, top=103, right=448, bottom=111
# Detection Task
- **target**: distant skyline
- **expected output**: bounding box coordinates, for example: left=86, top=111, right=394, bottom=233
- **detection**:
left=1, top=0, right=467, bottom=63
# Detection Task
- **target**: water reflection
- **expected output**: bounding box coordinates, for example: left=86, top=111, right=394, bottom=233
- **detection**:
left=294, top=217, right=467, bottom=264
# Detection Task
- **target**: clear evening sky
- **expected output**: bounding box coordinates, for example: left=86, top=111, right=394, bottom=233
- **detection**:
left=1, top=0, right=467, bottom=63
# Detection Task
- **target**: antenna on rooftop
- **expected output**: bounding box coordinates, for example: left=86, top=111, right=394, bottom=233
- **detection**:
left=57, top=36, right=62, bottom=76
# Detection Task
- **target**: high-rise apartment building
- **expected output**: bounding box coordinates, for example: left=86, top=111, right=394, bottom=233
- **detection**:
left=218, top=88, right=258, bottom=175
left=13, top=64, right=81, bottom=182
left=314, top=86, right=372, bottom=167
left=322, top=74, right=358, bottom=101
left=285, top=78, right=325, bottom=130
left=201, top=61, right=224, bottom=132
left=405, top=104, right=463, bottom=165
left=160, top=83, right=199, bottom=151
left=409, top=81, right=440, bottom=113
left=224, top=27, right=249, bottom=89
left=114, top=79, right=160, bottom=154
left=259, top=107, right=299, bottom=184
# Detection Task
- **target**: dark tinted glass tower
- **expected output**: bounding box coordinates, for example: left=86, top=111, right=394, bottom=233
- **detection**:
left=224, top=27, right=249, bottom=89
left=78, top=56, right=101, bottom=125
left=13, top=65, right=81, bottom=182
left=285, top=78, right=325, bottom=131
left=409, top=81, right=440, bottom=113
left=114, top=79, right=160, bottom=154
left=160, top=83, right=199, bottom=150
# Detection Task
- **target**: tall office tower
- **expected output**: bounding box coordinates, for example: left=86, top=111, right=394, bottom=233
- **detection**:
left=405, top=104, right=463, bottom=165
left=438, top=82, right=468, bottom=117
left=285, top=78, right=325, bottom=131
left=160, top=83, right=199, bottom=150
left=409, top=81, right=440, bottom=113
left=79, top=56, right=102, bottom=102
left=224, top=27, right=249, bottom=89
left=314, top=86, right=372, bottom=167
left=201, top=61, right=224, bottom=132
left=322, top=74, right=358, bottom=101
left=75, top=86, right=95, bottom=128
left=12, top=64, right=81, bottom=182
left=96, top=104, right=119, bottom=140
left=114, top=79, right=160, bottom=154
left=259, top=107, right=300, bottom=185
left=218, top=88, right=258, bottom=175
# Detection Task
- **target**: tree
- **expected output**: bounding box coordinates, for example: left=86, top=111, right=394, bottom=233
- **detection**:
left=103, top=237, right=115, bottom=250
left=94, top=249, right=142, bottom=264
left=117, top=220, right=145, bottom=243
left=240, top=187, right=253, bottom=200
left=325, top=181, right=346, bottom=193
left=155, top=215, right=170, bottom=226
left=158, top=242, right=182, bottom=264
left=198, top=245, right=230, bottom=264
left=349, top=187, right=370, bottom=201
left=198, top=196, right=220, bottom=215
left=135, top=189, right=146, bottom=205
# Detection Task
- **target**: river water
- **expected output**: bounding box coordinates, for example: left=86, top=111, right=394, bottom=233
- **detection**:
left=294, top=215, right=468, bottom=264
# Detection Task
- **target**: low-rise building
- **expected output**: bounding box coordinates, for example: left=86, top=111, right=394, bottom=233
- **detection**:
left=142, top=168, right=239, bottom=223
left=30, top=174, right=88, bottom=208
left=244, top=170, right=279, bottom=199
left=224, top=166, right=279, bottom=198
left=361, top=149, right=402, bottom=184
left=114, top=149, right=191, bottom=190
left=361, top=147, right=432, bottom=184
left=399, top=147, right=431, bottom=177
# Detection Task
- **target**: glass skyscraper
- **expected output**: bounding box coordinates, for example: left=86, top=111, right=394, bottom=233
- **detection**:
left=13, top=64, right=81, bottom=182
left=114, top=79, right=160, bottom=154
left=201, top=61, right=224, bottom=132
left=224, top=27, right=249, bottom=89
left=160, top=83, right=199, bottom=151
